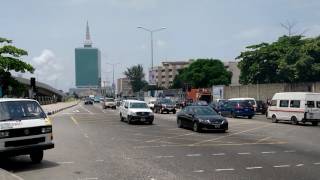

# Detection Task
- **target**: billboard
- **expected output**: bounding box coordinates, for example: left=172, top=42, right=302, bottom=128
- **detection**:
left=212, top=85, right=224, bottom=99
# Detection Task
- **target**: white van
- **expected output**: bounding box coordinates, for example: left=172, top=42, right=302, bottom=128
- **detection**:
left=267, top=92, right=320, bottom=126
left=228, top=98, right=257, bottom=111
left=0, top=98, right=54, bottom=163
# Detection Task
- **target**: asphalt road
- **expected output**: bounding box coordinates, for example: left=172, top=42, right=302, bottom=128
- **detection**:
left=1, top=103, right=320, bottom=180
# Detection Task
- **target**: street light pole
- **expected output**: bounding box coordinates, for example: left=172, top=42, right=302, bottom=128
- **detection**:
left=106, top=62, right=120, bottom=96
left=137, top=26, right=166, bottom=70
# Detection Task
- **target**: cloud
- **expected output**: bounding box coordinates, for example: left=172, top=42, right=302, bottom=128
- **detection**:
left=109, top=0, right=158, bottom=9
left=156, top=39, right=166, bottom=48
left=32, top=49, right=63, bottom=85
left=235, top=28, right=265, bottom=40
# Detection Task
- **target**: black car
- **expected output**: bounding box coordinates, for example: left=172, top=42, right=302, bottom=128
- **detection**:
left=256, top=100, right=267, bottom=114
left=177, top=106, right=228, bottom=132
left=84, top=98, right=93, bottom=105
left=154, top=98, right=176, bottom=114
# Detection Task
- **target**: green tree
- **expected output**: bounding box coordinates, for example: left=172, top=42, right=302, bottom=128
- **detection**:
left=176, top=59, right=232, bottom=88
left=0, top=37, right=34, bottom=97
left=237, top=35, right=320, bottom=84
left=124, top=64, right=148, bottom=93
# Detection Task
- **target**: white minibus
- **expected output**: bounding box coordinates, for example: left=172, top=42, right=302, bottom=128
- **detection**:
left=267, top=92, right=320, bottom=126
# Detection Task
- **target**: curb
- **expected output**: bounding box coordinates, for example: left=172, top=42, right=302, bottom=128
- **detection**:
left=0, top=169, right=24, bottom=180
left=46, top=102, right=79, bottom=116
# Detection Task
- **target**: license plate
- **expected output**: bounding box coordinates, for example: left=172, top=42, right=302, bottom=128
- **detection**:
left=214, top=125, right=220, bottom=128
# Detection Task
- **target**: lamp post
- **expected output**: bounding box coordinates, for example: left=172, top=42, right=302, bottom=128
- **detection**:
left=137, top=26, right=166, bottom=74
left=106, top=62, right=121, bottom=97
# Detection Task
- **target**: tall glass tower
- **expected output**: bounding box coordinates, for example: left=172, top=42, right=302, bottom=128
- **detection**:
left=75, top=22, right=101, bottom=88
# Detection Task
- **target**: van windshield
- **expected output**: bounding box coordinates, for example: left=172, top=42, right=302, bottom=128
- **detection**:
left=0, top=101, right=46, bottom=121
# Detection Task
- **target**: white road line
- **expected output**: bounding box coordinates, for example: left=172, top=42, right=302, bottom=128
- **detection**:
left=80, top=105, right=93, bottom=114
left=296, top=164, right=304, bottom=167
left=284, top=150, right=296, bottom=153
left=273, top=165, right=290, bottom=168
left=215, top=168, right=235, bottom=172
left=84, top=134, right=89, bottom=138
left=238, top=152, right=251, bottom=155
left=313, top=162, right=320, bottom=165
left=58, top=161, right=74, bottom=164
left=186, top=154, right=201, bottom=157
left=212, top=153, right=225, bottom=156
left=1, top=170, right=24, bottom=180
left=193, top=170, right=205, bottom=173
left=261, top=151, right=276, bottom=154
left=95, top=159, right=104, bottom=162
left=246, top=166, right=263, bottom=170
left=155, top=155, right=175, bottom=159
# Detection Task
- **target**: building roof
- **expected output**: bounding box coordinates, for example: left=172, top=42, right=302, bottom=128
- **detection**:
left=162, top=61, right=191, bottom=65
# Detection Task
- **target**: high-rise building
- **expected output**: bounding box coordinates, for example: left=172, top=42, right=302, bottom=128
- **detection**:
left=75, top=22, right=101, bottom=88
left=117, top=78, right=132, bottom=97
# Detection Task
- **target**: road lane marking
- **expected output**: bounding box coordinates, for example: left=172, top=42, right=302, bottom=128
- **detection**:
left=215, top=168, right=235, bottom=172
left=58, top=161, right=74, bottom=164
left=212, top=153, right=225, bottom=156
left=193, top=170, right=205, bottom=173
left=296, top=164, right=304, bottom=167
left=261, top=151, right=276, bottom=154
left=145, top=133, right=195, bottom=143
left=284, top=150, right=296, bottom=153
left=1, top=170, right=24, bottom=180
left=238, top=152, right=251, bottom=155
left=273, top=165, right=290, bottom=168
left=190, top=124, right=274, bottom=146
left=80, top=105, right=93, bottom=114
left=256, top=136, right=271, bottom=143
left=155, top=155, right=175, bottom=159
left=71, top=116, right=79, bottom=126
left=246, top=166, right=263, bottom=170
left=186, top=154, right=201, bottom=157
left=313, top=162, right=320, bottom=165
left=95, top=159, right=104, bottom=162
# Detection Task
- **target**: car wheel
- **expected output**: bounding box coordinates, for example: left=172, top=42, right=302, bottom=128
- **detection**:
left=30, top=150, right=43, bottom=164
left=148, top=121, right=153, bottom=125
left=127, top=116, right=132, bottom=124
left=248, top=115, right=253, bottom=119
left=271, top=115, right=278, bottom=123
left=312, top=122, right=318, bottom=126
left=291, top=116, right=298, bottom=125
left=172, top=110, right=176, bottom=114
left=177, top=118, right=183, bottom=128
left=193, top=122, right=201, bottom=132
left=160, top=109, right=163, bottom=114
left=120, top=114, right=124, bottom=121
left=231, top=112, right=236, bottom=118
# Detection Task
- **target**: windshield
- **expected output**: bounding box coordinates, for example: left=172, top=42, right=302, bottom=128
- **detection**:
left=130, top=102, right=149, bottom=109
left=160, top=99, right=174, bottom=105
left=105, top=99, right=114, bottom=102
left=193, top=106, right=218, bottom=116
left=0, top=101, right=46, bottom=121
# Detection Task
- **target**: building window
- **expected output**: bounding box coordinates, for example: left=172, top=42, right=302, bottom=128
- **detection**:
left=161, top=76, right=165, bottom=78
left=169, top=75, right=173, bottom=78
left=162, top=82, right=165, bottom=84
left=169, top=69, right=173, bottom=72
left=161, top=69, right=165, bottom=72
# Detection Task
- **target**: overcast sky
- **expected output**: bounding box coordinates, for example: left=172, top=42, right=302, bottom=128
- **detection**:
left=1, top=0, right=320, bottom=91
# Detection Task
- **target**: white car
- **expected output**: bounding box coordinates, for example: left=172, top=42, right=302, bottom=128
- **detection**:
left=148, top=100, right=156, bottom=110
left=119, top=100, right=154, bottom=124
left=103, top=98, right=116, bottom=109
left=0, top=98, right=54, bottom=163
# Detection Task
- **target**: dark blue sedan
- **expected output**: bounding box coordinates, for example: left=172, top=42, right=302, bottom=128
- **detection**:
left=219, top=100, right=255, bottom=119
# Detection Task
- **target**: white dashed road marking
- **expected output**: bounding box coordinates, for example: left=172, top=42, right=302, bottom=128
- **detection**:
left=58, top=161, right=74, bottom=164
left=95, top=159, right=104, bottom=162
left=238, top=152, right=251, bottom=155
left=261, top=151, right=276, bottom=154
left=284, top=150, right=296, bottom=153
left=193, top=170, right=205, bottom=173
left=246, top=166, right=263, bottom=170
left=313, top=162, right=320, bottom=165
left=296, top=164, right=304, bottom=167
left=155, top=155, right=175, bottom=159
left=273, top=165, right=290, bottom=168
left=186, top=154, right=201, bottom=157
left=215, top=168, right=235, bottom=172
left=212, top=153, right=225, bottom=156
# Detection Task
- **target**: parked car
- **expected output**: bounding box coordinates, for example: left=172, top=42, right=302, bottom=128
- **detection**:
left=0, top=98, right=54, bottom=163
left=219, top=100, right=255, bottom=119
left=192, top=101, right=208, bottom=106
left=228, top=98, right=257, bottom=111
left=154, top=98, right=176, bottom=114
left=119, top=100, right=154, bottom=124
left=209, top=100, right=227, bottom=112
left=267, top=92, right=320, bottom=126
left=103, top=98, right=116, bottom=109
left=84, top=97, right=93, bottom=105
left=177, top=105, right=228, bottom=132
left=256, top=100, right=267, bottom=114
